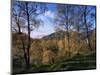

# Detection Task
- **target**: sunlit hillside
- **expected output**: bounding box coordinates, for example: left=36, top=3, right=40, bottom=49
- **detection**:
left=12, top=29, right=96, bottom=74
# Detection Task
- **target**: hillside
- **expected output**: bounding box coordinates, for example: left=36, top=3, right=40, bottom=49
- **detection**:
left=12, top=28, right=96, bottom=74
left=14, top=50, right=96, bottom=74
left=42, top=29, right=96, bottom=40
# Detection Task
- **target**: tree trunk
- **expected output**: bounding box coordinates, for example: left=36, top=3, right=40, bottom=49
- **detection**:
left=17, top=21, right=21, bottom=34
left=66, top=5, right=70, bottom=57
left=21, top=38, right=28, bottom=68
left=25, top=2, right=31, bottom=69
left=67, top=31, right=70, bottom=56
left=77, top=24, right=80, bottom=54
left=84, top=6, right=92, bottom=51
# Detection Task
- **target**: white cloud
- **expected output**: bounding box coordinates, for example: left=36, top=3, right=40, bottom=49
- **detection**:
left=30, top=10, right=56, bottom=39
left=31, top=13, right=55, bottom=39
left=44, top=10, right=55, bottom=19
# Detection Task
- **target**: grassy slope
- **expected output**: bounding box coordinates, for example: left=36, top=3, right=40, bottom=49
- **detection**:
left=13, top=51, right=96, bottom=74
left=50, top=51, right=96, bottom=71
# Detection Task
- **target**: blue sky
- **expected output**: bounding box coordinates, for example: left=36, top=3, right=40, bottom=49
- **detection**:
left=12, top=1, right=96, bottom=39
left=31, top=4, right=57, bottom=38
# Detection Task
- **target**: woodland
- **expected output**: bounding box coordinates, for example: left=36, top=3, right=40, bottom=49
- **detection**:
left=11, top=1, right=96, bottom=74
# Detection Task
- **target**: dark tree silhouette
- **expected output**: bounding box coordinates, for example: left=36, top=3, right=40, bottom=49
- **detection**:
left=12, top=1, right=45, bottom=69
left=83, top=6, right=96, bottom=51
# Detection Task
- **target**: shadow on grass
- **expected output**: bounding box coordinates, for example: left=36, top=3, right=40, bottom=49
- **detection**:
left=12, top=51, right=96, bottom=74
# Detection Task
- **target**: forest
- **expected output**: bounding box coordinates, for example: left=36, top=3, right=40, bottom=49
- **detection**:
left=11, top=0, right=96, bottom=74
